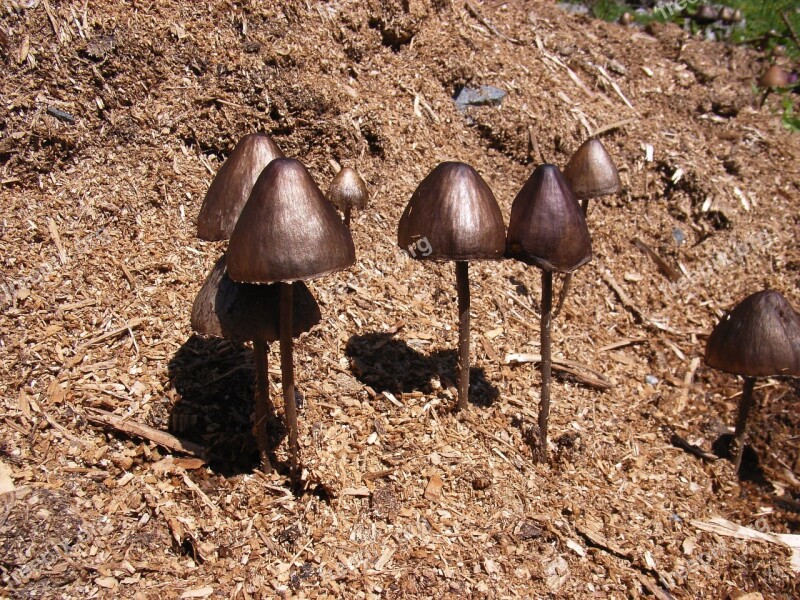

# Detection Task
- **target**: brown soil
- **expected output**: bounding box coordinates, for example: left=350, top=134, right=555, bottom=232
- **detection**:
left=1, top=1, right=799, bottom=598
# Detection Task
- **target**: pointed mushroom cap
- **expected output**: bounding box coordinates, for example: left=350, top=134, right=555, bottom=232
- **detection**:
left=759, top=65, right=792, bottom=89
left=704, top=290, right=800, bottom=378
left=506, top=164, right=592, bottom=273
left=397, top=162, right=506, bottom=261
left=563, top=138, right=622, bottom=200
left=197, top=133, right=284, bottom=241
left=191, top=255, right=321, bottom=342
left=226, top=158, right=356, bottom=283
left=328, top=167, right=369, bottom=212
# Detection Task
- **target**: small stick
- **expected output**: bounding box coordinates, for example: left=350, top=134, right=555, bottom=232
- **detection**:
left=538, top=270, right=553, bottom=462
left=782, top=12, right=800, bottom=49
left=591, top=118, right=636, bottom=138
left=455, top=261, right=470, bottom=411
left=733, top=377, right=756, bottom=473
left=85, top=408, right=206, bottom=458
left=632, top=237, right=682, bottom=282
left=670, top=431, right=718, bottom=462
left=504, top=353, right=613, bottom=391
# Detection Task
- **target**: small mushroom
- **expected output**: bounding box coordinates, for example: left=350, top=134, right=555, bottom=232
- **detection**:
left=506, top=164, right=592, bottom=462
left=397, top=162, right=505, bottom=411
left=196, top=133, right=284, bottom=241
left=227, top=158, right=355, bottom=487
left=327, top=167, right=369, bottom=229
left=191, top=254, right=321, bottom=471
left=704, top=290, right=800, bottom=473
left=563, top=138, right=622, bottom=216
left=759, top=65, right=792, bottom=90
left=556, top=138, right=621, bottom=316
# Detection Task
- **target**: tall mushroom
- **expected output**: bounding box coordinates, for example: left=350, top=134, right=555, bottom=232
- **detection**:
left=506, top=164, right=592, bottom=462
left=397, top=162, right=505, bottom=411
left=197, top=133, right=284, bottom=241
left=704, top=290, right=800, bottom=473
left=327, top=167, right=369, bottom=229
left=227, top=158, right=356, bottom=486
left=555, top=138, right=622, bottom=316
left=191, top=255, right=321, bottom=471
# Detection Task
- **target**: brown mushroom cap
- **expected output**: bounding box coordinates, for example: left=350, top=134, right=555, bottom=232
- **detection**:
left=197, top=133, right=284, bottom=241
left=328, top=167, right=369, bottom=212
left=506, top=164, right=592, bottom=273
left=191, top=255, right=321, bottom=342
left=226, top=158, right=356, bottom=283
left=563, top=138, right=622, bottom=200
left=759, top=65, right=792, bottom=89
left=705, top=290, right=800, bottom=378
left=397, top=162, right=506, bottom=261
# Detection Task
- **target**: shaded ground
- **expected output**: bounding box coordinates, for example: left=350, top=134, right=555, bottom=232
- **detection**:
left=1, top=1, right=799, bottom=598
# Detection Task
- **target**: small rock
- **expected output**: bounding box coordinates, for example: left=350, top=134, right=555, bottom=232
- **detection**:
left=645, top=375, right=659, bottom=386
left=453, top=85, right=506, bottom=110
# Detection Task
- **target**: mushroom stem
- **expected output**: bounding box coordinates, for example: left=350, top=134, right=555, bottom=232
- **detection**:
left=343, top=205, right=352, bottom=229
left=554, top=200, right=589, bottom=318
left=455, top=260, right=471, bottom=411
left=538, top=270, right=553, bottom=462
left=279, top=281, right=300, bottom=488
left=733, top=376, right=756, bottom=473
left=253, top=339, right=275, bottom=473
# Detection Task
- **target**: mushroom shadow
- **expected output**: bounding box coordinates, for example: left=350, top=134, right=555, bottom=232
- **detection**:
left=711, top=433, right=767, bottom=484
left=167, top=334, right=284, bottom=476
left=345, top=332, right=499, bottom=407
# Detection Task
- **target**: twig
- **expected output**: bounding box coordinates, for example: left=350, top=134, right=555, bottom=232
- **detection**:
left=599, top=268, right=680, bottom=334
left=632, top=237, right=682, bottom=282
left=782, top=12, right=800, bottom=49
left=669, top=431, right=718, bottom=462
left=597, top=338, right=647, bottom=353
left=591, top=118, right=636, bottom=137
left=41, top=0, right=62, bottom=41
left=47, top=218, right=67, bottom=265
left=595, top=65, right=634, bottom=109
left=85, top=408, right=206, bottom=458
left=504, top=353, right=613, bottom=391
left=79, top=318, right=144, bottom=348
left=464, top=1, right=521, bottom=44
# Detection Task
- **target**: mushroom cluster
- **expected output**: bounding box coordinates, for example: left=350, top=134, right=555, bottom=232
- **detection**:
left=185, top=126, right=794, bottom=487
left=193, top=135, right=355, bottom=486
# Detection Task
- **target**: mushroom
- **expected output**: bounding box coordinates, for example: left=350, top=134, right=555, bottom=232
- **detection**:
left=704, top=290, right=800, bottom=473
left=191, top=254, right=321, bottom=471
left=227, top=158, right=355, bottom=485
left=758, top=66, right=794, bottom=108
left=506, top=164, right=592, bottom=461
left=327, top=167, right=369, bottom=229
left=197, top=133, right=284, bottom=241
left=397, top=162, right=505, bottom=411
left=555, top=138, right=621, bottom=316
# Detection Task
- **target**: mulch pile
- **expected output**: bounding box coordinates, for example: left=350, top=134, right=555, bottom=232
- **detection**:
left=1, top=1, right=798, bottom=597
